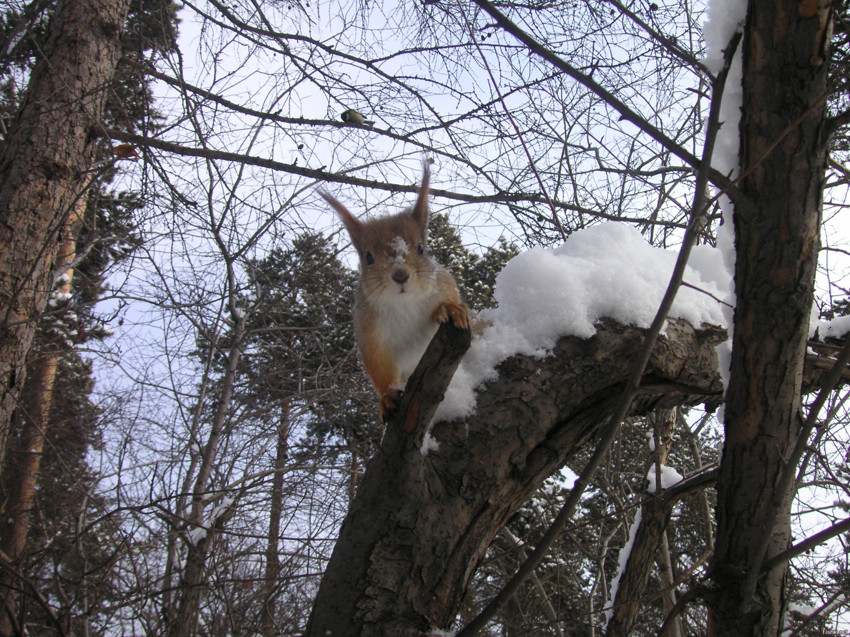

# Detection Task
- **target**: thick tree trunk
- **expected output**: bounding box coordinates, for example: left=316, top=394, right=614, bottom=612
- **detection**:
left=0, top=0, right=129, bottom=463
left=0, top=194, right=85, bottom=635
left=707, top=0, right=832, bottom=634
left=306, top=319, right=726, bottom=636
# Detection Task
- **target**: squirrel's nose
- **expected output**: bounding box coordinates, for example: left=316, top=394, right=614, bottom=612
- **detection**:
left=392, top=268, right=409, bottom=285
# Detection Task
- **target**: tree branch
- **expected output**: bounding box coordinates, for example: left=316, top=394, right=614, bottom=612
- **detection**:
left=305, top=318, right=727, bottom=636
left=468, top=0, right=739, bottom=198
left=457, top=27, right=740, bottom=637
left=762, top=516, right=850, bottom=574
left=103, top=127, right=686, bottom=227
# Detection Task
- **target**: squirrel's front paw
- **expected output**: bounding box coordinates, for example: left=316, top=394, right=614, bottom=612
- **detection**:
left=378, top=388, right=403, bottom=422
left=432, top=301, right=471, bottom=330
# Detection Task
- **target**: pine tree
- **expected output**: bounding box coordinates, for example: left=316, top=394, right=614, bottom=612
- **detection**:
left=240, top=234, right=377, bottom=457
left=175, top=220, right=517, bottom=633
left=0, top=0, right=177, bottom=631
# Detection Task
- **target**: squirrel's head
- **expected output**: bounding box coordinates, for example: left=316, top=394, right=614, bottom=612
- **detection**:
left=321, top=164, right=438, bottom=298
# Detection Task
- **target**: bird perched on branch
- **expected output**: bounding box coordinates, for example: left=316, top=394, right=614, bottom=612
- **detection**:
left=340, top=109, right=375, bottom=126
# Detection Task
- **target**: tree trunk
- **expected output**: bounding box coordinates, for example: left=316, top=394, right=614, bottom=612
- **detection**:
left=305, top=319, right=726, bottom=636
left=168, top=502, right=235, bottom=637
left=707, top=0, right=832, bottom=633
left=260, top=405, right=290, bottom=637
left=166, top=308, right=245, bottom=637
left=606, top=408, right=681, bottom=636
left=0, top=196, right=85, bottom=636
left=0, top=349, right=59, bottom=636
left=0, top=0, right=129, bottom=463
left=657, top=531, right=682, bottom=637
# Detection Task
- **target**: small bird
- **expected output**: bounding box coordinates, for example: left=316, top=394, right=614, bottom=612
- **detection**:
left=340, top=109, right=375, bottom=126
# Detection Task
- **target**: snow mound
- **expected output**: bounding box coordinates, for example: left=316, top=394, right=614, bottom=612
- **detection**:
left=815, top=314, right=850, bottom=339
left=433, top=222, right=731, bottom=424
left=646, top=464, right=684, bottom=493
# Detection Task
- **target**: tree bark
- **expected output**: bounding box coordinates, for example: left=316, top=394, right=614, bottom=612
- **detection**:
left=306, top=318, right=726, bottom=636
left=606, top=409, right=682, bottom=637
left=603, top=470, right=719, bottom=637
left=0, top=0, right=129, bottom=464
left=707, top=0, right=832, bottom=634
left=260, top=405, right=290, bottom=637
left=0, top=349, right=59, bottom=636
left=0, top=190, right=86, bottom=636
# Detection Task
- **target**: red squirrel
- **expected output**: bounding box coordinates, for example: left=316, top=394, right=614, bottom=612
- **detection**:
left=321, top=164, right=470, bottom=420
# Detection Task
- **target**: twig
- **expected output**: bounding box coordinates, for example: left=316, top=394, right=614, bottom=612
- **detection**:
left=468, top=0, right=737, bottom=198
left=457, top=3, right=566, bottom=240
left=104, top=127, right=688, bottom=227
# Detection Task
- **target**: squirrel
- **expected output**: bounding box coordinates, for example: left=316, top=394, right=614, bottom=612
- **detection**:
left=320, top=163, right=470, bottom=421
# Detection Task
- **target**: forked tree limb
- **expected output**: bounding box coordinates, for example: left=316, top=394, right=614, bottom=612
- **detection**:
left=305, top=314, right=849, bottom=636
left=305, top=318, right=726, bottom=636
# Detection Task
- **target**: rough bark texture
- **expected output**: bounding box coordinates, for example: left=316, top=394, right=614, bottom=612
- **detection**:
left=0, top=179, right=85, bottom=636
left=306, top=318, right=726, bottom=636
left=0, top=0, right=130, bottom=463
left=707, top=0, right=832, bottom=634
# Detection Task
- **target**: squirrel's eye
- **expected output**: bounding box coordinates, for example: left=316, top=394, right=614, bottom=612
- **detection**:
left=417, top=243, right=425, bottom=256
left=364, top=251, right=374, bottom=265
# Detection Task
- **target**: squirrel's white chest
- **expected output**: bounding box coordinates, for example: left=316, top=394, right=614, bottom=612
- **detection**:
left=370, top=287, right=440, bottom=385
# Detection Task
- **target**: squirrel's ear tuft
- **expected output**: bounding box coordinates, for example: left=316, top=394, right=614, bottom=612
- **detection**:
left=412, top=161, right=430, bottom=232
left=320, top=190, right=362, bottom=243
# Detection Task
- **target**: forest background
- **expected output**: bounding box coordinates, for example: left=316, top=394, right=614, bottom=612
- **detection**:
left=0, top=0, right=849, bottom=635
